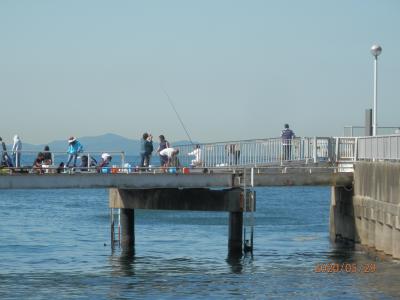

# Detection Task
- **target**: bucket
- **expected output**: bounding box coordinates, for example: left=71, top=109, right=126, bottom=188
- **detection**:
left=111, top=165, right=118, bottom=174
left=102, top=167, right=110, bottom=174
left=182, top=167, right=190, bottom=174
left=168, top=167, right=177, bottom=174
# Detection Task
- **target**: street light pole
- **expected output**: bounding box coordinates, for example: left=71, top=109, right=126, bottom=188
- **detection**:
left=371, top=44, right=382, bottom=136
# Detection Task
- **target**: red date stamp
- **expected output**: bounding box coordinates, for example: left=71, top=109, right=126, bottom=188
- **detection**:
left=315, top=263, right=376, bottom=273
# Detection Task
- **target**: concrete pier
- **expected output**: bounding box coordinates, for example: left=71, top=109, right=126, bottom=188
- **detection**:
left=329, top=186, right=356, bottom=243
left=120, top=208, right=135, bottom=253
left=228, top=212, right=243, bottom=255
left=109, top=188, right=255, bottom=254
left=331, top=161, right=400, bottom=259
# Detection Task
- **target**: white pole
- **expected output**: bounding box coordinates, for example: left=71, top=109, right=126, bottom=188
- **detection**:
left=373, top=56, right=378, bottom=136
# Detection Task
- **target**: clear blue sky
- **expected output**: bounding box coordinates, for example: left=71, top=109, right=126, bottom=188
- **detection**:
left=1, top=0, right=399, bottom=144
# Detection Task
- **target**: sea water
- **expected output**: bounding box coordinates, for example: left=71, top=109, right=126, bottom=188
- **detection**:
left=1, top=187, right=400, bottom=299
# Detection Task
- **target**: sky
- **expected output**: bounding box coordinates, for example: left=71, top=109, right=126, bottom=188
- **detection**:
left=0, top=0, right=399, bottom=144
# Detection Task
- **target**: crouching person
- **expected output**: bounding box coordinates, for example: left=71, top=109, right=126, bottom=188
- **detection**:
left=159, top=147, right=180, bottom=168
left=97, top=153, right=112, bottom=173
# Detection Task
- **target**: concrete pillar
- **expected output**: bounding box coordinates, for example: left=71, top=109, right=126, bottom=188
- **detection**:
left=329, top=186, right=355, bottom=242
left=228, top=212, right=243, bottom=255
left=120, top=208, right=135, bottom=253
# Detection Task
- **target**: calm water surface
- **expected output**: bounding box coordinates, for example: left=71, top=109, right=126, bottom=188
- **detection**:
left=1, top=187, right=399, bottom=299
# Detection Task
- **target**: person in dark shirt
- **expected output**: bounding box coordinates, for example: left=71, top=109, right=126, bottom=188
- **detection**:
left=281, top=124, right=295, bottom=161
left=139, top=133, right=153, bottom=168
left=43, top=145, right=52, bottom=165
left=157, top=135, right=170, bottom=167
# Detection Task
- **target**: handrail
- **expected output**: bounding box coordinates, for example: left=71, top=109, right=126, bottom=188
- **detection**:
left=2, top=135, right=400, bottom=175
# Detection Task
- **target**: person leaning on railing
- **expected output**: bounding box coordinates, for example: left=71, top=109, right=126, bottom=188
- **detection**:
left=281, top=123, right=295, bottom=161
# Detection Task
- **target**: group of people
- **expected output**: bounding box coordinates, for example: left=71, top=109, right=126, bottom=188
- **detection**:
left=140, top=133, right=202, bottom=168
left=1, top=124, right=296, bottom=172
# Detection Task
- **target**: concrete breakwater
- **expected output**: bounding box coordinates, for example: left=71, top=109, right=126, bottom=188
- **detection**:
left=330, top=161, right=400, bottom=259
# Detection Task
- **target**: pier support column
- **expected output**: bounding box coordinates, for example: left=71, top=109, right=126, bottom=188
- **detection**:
left=120, top=208, right=135, bottom=253
left=228, top=212, right=243, bottom=255
left=329, top=186, right=355, bottom=243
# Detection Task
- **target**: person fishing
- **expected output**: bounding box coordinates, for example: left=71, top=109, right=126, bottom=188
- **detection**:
left=66, top=136, right=83, bottom=168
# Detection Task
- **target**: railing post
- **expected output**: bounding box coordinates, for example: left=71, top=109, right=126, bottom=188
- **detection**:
left=327, top=138, right=333, bottom=162
left=354, top=138, right=358, bottom=161
left=313, top=137, right=317, bottom=163
left=121, top=151, right=125, bottom=168
left=335, top=137, right=339, bottom=162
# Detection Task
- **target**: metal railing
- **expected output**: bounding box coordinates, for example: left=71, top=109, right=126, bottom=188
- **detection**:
left=2, top=135, right=400, bottom=175
left=0, top=150, right=126, bottom=173
left=175, top=137, right=335, bottom=168
left=357, top=135, right=400, bottom=161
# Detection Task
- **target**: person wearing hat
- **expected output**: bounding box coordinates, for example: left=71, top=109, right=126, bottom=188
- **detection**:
left=66, top=136, right=83, bottom=168
left=281, top=124, right=295, bottom=161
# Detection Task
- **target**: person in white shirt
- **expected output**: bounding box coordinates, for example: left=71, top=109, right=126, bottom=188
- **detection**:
left=159, top=147, right=180, bottom=167
left=188, top=144, right=202, bottom=167
left=12, top=135, right=22, bottom=167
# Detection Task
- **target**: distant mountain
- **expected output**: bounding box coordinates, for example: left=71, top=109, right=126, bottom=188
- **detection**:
left=5, top=133, right=197, bottom=156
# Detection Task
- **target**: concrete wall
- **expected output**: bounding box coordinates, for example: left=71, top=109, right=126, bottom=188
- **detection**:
left=331, top=161, right=400, bottom=259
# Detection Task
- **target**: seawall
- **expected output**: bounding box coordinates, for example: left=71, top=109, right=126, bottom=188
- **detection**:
left=330, top=161, right=400, bottom=259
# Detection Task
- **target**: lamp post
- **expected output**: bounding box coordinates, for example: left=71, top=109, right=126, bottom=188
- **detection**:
left=371, top=44, right=382, bottom=136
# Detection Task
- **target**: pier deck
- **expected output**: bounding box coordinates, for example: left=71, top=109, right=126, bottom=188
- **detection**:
left=0, top=167, right=352, bottom=189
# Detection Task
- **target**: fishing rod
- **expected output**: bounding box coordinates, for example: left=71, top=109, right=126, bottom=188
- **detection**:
left=162, top=87, right=194, bottom=145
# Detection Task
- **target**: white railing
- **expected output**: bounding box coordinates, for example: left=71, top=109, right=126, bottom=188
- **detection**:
left=0, top=150, right=126, bottom=172
left=357, top=135, right=400, bottom=161
left=175, top=137, right=334, bottom=168
left=3, top=135, right=399, bottom=174
left=334, top=137, right=357, bottom=161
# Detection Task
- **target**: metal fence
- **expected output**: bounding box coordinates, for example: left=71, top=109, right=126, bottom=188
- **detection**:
left=3, top=135, right=400, bottom=173
left=1, top=150, right=126, bottom=172
left=175, top=137, right=335, bottom=168
left=357, top=135, right=400, bottom=161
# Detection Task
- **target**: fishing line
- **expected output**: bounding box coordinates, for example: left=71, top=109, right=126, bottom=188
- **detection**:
left=162, top=87, right=194, bottom=145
